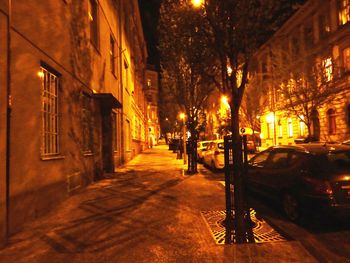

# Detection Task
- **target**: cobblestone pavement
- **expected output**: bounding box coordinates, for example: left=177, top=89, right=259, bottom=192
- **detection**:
left=0, top=145, right=317, bottom=263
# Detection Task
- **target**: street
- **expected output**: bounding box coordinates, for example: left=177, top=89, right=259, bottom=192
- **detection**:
left=0, top=145, right=348, bottom=262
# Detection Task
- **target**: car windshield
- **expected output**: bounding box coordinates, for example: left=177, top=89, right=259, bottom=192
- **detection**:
left=310, top=150, right=350, bottom=175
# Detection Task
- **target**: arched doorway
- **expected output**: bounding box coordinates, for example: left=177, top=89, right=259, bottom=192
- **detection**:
left=311, top=109, right=320, bottom=140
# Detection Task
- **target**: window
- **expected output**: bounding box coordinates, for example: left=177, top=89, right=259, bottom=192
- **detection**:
left=267, top=122, right=271, bottom=139
left=278, top=119, right=283, bottom=138
left=288, top=118, right=293, bottom=137
left=249, top=150, right=270, bottom=168
left=319, top=13, right=330, bottom=38
left=299, top=120, right=305, bottom=137
left=265, top=151, right=289, bottom=169
left=327, top=109, right=337, bottom=135
left=338, top=0, right=350, bottom=25
left=304, top=24, right=313, bottom=49
left=40, top=66, right=60, bottom=156
left=110, top=35, right=115, bottom=74
left=88, top=0, right=99, bottom=48
left=322, top=57, right=333, bottom=82
left=344, top=47, right=350, bottom=71
left=81, top=94, right=93, bottom=153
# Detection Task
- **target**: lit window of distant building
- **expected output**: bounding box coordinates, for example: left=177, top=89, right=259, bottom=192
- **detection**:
left=278, top=119, right=283, bottom=138
left=338, top=0, right=350, bottom=26
left=299, top=119, right=305, bottom=137
left=322, top=57, right=333, bottom=82
left=327, top=109, right=337, bottom=135
left=288, top=118, right=293, bottom=138
left=40, top=66, right=60, bottom=157
left=147, top=79, right=151, bottom=87
left=344, top=47, right=350, bottom=71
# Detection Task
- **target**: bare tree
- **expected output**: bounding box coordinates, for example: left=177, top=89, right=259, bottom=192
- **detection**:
left=269, top=43, right=345, bottom=140
left=158, top=0, right=217, bottom=173
left=196, top=0, right=306, bottom=243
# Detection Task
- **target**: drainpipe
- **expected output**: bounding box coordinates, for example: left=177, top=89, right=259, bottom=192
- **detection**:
left=5, top=0, right=12, bottom=242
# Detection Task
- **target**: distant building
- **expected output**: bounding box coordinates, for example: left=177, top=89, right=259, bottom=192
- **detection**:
left=255, top=0, right=350, bottom=148
left=0, top=0, right=150, bottom=243
left=145, top=66, right=160, bottom=147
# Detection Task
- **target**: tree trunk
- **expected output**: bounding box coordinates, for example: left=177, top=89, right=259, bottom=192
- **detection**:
left=231, top=100, right=247, bottom=243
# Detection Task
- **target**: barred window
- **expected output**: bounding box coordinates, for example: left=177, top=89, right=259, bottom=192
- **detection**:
left=288, top=118, right=293, bottom=138
left=41, top=67, right=60, bottom=156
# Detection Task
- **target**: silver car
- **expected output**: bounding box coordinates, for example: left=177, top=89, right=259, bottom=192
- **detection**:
left=202, top=140, right=225, bottom=170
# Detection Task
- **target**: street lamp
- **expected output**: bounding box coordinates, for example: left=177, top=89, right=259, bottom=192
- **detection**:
left=191, top=0, right=203, bottom=8
left=179, top=113, right=187, bottom=165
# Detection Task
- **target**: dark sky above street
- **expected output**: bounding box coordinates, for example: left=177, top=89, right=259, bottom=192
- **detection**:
left=138, top=0, right=307, bottom=69
left=138, top=0, right=161, bottom=68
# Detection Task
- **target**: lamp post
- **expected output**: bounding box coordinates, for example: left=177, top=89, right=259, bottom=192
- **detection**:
left=180, top=113, right=187, bottom=164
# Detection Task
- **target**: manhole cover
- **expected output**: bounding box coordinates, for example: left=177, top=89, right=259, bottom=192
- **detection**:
left=201, top=210, right=290, bottom=245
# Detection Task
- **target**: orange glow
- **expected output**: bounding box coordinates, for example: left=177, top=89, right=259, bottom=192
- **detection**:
left=37, top=71, right=44, bottom=78
left=179, top=113, right=185, bottom=119
left=192, top=0, right=203, bottom=8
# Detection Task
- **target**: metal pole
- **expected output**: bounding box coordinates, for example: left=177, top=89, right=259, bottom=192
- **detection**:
left=183, top=119, right=187, bottom=164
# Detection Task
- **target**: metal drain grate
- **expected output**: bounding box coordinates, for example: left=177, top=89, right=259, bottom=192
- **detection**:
left=201, top=210, right=289, bottom=245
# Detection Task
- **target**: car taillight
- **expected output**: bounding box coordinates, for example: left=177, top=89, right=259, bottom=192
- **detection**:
left=303, top=177, right=333, bottom=195
left=214, top=150, right=221, bottom=155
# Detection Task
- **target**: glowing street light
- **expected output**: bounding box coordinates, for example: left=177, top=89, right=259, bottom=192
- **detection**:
left=191, top=0, right=203, bottom=8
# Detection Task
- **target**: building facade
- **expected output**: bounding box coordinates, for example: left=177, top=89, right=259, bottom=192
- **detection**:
left=145, top=66, right=160, bottom=147
left=256, top=0, right=350, bottom=148
left=0, top=0, right=150, bottom=244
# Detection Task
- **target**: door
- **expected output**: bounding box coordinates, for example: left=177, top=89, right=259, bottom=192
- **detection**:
left=101, top=107, right=114, bottom=173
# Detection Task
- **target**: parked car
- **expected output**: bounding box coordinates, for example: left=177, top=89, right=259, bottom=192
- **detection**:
left=197, top=140, right=212, bottom=163
left=202, top=140, right=225, bottom=170
left=246, top=143, right=350, bottom=222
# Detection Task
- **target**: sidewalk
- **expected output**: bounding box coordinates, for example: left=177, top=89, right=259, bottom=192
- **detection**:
left=0, top=145, right=317, bottom=262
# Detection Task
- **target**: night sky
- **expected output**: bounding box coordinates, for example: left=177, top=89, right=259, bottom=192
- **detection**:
left=138, top=0, right=161, bottom=68
left=138, top=0, right=307, bottom=69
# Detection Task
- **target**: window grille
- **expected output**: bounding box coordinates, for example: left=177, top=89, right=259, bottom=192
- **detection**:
left=41, top=67, right=60, bottom=156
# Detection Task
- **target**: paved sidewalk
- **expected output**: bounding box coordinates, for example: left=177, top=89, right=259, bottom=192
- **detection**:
left=0, top=145, right=317, bottom=262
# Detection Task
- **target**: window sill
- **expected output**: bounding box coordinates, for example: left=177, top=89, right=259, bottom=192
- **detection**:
left=41, top=155, right=65, bottom=161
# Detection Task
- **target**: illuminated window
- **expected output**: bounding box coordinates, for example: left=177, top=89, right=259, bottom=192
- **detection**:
left=40, top=66, right=60, bottom=156
left=81, top=94, right=93, bottom=153
left=299, top=120, right=305, bottom=137
left=288, top=118, right=293, bottom=138
left=278, top=120, right=283, bottom=138
left=147, top=79, right=151, bottom=87
left=327, top=109, right=337, bottom=135
left=110, top=35, right=115, bottom=74
left=89, top=0, right=99, bottom=48
left=338, top=0, right=350, bottom=26
left=344, top=47, right=350, bottom=71
left=322, top=57, right=333, bottom=82
left=266, top=123, right=271, bottom=139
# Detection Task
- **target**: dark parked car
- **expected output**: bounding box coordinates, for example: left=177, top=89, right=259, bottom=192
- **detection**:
left=247, top=143, right=350, bottom=222
left=168, top=138, right=180, bottom=151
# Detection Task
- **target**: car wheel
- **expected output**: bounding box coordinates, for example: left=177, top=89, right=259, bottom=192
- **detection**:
left=283, top=193, right=300, bottom=222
